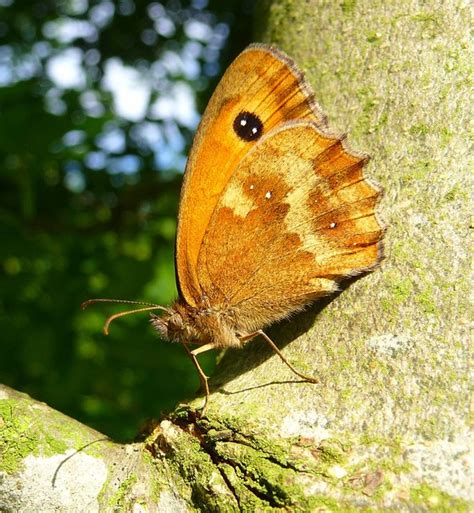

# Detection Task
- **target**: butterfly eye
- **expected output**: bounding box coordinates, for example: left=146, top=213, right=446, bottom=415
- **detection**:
left=233, top=111, right=263, bottom=141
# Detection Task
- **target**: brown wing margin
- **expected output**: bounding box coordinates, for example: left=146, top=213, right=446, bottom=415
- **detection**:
left=246, top=43, right=329, bottom=130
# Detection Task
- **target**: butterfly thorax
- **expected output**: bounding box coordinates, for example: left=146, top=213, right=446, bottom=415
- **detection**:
left=150, top=299, right=242, bottom=349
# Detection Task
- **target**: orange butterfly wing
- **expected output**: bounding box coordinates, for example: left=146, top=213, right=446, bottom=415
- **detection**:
left=195, top=122, right=383, bottom=333
left=175, top=44, right=327, bottom=307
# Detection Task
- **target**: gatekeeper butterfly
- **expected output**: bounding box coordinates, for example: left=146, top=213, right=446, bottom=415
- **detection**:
left=83, top=44, right=384, bottom=414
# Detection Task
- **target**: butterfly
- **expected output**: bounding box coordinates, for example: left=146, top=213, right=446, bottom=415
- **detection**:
left=83, top=43, right=384, bottom=415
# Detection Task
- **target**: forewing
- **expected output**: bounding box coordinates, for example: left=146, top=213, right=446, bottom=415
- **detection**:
left=196, top=121, right=383, bottom=332
left=175, top=44, right=327, bottom=306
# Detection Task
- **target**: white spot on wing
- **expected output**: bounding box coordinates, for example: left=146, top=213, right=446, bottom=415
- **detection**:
left=221, top=180, right=256, bottom=217
left=330, top=222, right=336, bottom=228
left=265, top=191, right=272, bottom=199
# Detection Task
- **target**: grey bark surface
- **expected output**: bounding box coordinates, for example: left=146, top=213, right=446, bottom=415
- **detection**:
left=1, top=1, right=472, bottom=511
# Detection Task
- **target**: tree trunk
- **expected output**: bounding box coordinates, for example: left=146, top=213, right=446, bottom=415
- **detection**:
left=1, top=1, right=471, bottom=511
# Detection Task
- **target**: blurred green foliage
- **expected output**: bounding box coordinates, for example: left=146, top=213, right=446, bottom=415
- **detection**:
left=0, top=0, right=253, bottom=440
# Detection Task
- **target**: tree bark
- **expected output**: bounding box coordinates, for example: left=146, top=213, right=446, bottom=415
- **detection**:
left=1, top=1, right=472, bottom=511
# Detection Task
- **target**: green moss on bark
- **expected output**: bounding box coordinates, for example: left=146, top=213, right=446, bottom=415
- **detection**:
left=0, top=399, right=45, bottom=473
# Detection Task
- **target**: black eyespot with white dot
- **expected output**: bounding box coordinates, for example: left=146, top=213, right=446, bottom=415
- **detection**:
left=233, top=111, right=263, bottom=142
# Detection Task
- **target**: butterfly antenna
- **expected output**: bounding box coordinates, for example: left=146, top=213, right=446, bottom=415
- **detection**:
left=81, top=298, right=171, bottom=335
left=81, top=298, right=163, bottom=310
left=102, top=305, right=170, bottom=335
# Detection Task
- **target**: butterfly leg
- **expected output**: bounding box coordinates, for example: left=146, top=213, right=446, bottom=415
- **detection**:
left=191, top=341, right=216, bottom=356
left=240, top=330, right=319, bottom=384
left=181, top=342, right=215, bottom=416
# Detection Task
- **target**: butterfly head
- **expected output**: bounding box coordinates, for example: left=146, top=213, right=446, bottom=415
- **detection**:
left=150, top=299, right=245, bottom=349
left=150, top=301, right=203, bottom=344
left=151, top=310, right=185, bottom=343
